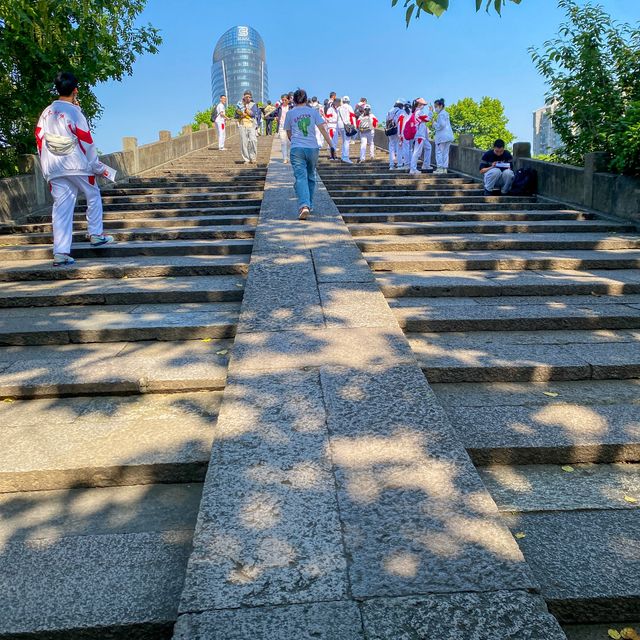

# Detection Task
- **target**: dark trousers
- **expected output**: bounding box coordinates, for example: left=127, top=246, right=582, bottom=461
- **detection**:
left=265, top=118, right=275, bottom=135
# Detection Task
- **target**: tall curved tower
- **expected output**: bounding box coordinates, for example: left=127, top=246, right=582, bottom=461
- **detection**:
left=211, top=26, right=269, bottom=106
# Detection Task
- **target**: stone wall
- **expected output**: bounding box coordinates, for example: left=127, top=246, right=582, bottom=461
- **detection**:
left=0, top=123, right=223, bottom=226
left=374, top=129, right=639, bottom=222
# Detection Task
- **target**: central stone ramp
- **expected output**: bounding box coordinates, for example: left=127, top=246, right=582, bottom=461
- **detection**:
left=0, top=133, right=270, bottom=638
left=172, top=139, right=565, bottom=639
left=318, top=151, right=640, bottom=634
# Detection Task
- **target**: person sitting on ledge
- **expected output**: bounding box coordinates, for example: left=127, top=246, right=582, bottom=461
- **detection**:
left=480, top=139, right=515, bottom=196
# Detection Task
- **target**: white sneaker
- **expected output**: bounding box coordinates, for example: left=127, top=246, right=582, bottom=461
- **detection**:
left=53, top=253, right=75, bottom=267
left=89, top=234, right=115, bottom=247
left=342, top=158, right=353, bottom=164
left=409, top=170, right=420, bottom=175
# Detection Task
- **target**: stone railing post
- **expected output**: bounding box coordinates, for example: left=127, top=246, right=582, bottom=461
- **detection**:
left=17, top=154, right=48, bottom=207
left=122, top=137, right=139, bottom=174
left=513, top=142, right=531, bottom=159
left=159, top=130, right=171, bottom=142
left=583, top=151, right=608, bottom=209
left=198, top=123, right=208, bottom=131
left=459, top=134, right=475, bottom=148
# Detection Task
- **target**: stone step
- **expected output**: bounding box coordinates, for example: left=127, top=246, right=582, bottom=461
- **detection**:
left=391, top=295, right=640, bottom=332
left=0, top=275, right=245, bottom=307
left=343, top=210, right=591, bottom=223
left=408, top=328, right=640, bottom=382
left=92, top=197, right=263, bottom=212
left=433, top=379, right=640, bottom=464
left=108, top=185, right=265, bottom=195
left=366, top=249, right=640, bottom=272
left=331, top=188, right=486, bottom=198
left=321, top=177, right=477, bottom=187
left=502, top=510, right=640, bottom=623
left=0, top=254, right=251, bottom=282
left=0, top=339, right=232, bottom=398
left=1, top=224, right=256, bottom=245
left=129, top=176, right=266, bottom=186
left=334, top=195, right=537, bottom=206
left=0, top=301, right=240, bottom=345
left=0, top=483, right=201, bottom=637
left=28, top=205, right=261, bottom=223
left=357, top=232, right=640, bottom=253
left=0, top=238, right=254, bottom=261
left=99, top=191, right=264, bottom=203
left=349, top=219, right=634, bottom=237
left=479, top=462, right=640, bottom=512
left=6, top=214, right=259, bottom=233
left=376, top=270, right=640, bottom=298
left=339, top=202, right=567, bottom=213
left=0, top=392, right=221, bottom=491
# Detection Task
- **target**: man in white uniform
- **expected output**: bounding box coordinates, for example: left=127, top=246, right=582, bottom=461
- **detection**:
left=35, top=72, right=114, bottom=267
left=337, top=96, right=356, bottom=163
left=325, top=99, right=339, bottom=160
left=213, top=94, right=227, bottom=150
left=433, top=98, right=454, bottom=174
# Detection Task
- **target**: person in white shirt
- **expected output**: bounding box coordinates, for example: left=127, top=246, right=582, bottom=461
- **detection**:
left=395, top=102, right=412, bottom=171
left=325, top=99, right=339, bottom=160
left=433, top=98, right=454, bottom=174
left=212, top=94, right=227, bottom=150
left=277, top=94, right=291, bottom=163
left=284, top=88, right=333, bottom=220
left=337, top=96, right=357, bottom=164
left=310, top=96, right=326, bottom=149
left=357, top=105, right=378, bottom=163
left=35, top=72, right=114, bottom=267
left=410, top=98, right=433, bottom=175
left=386, top=100, right=404, bottom=170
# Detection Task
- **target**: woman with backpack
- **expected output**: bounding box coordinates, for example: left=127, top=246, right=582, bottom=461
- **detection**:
left=433, top=98, right=454, bottom=174
left=357, top=105, right=378, bottom=163
left=337, top=96, right=357, bottom=164
left=385, top=99, right=404, bottom=170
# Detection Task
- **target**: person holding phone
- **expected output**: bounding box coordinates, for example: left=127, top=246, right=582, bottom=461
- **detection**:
left=479, top=139, right=515, bottom=195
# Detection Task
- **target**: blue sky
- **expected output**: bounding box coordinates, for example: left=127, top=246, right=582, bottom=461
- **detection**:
left=93, top=0, right=639, bottom=153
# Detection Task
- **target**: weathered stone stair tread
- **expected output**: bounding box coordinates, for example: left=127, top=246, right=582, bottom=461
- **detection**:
left=480, top=463, right=640, bottom=512
left=100, top=190, right=264, bottom=203
left=334, top=187, right=485, bottom=197
left=408, top=328, right=640, bottom=382
left=349, top=219, right=633, bottom=236
left=432, top=379, right=640, bottom=464
left=340, top=202, right=562, bottom=214
left=0, top=483, right=201, bottom=638
left=0, top=339, right=232, bottom=398
left=0, top=275, right=245, bottom=307
left=366, top=249, right=640, bottom=271
left=0, top=392, right=221, bottom=491
left=502, top=510, right=640, bottom=622
left=0, top=301, right=241, bottom=345
left=94, top=197, right=263, bottom=211
left=107, top=185, right=266, bottom=195
left=343, top=210, right=590, bottom=223
left=0, top=238, right=254, bottom=260
left=334, top=194, right=536, bottom=204
left=376, top=270, right=640, bottom=297
left=0, top=254, right=251, bottom=281
left=356, top=232, right=640, bottom=252
left=391, top=295, right=640, bottom=332
left=1, top=224, right=257, bottom=245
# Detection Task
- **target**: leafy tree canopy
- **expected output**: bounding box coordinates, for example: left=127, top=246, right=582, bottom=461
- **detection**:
left=447, top=96, right=514, bottom=150
left=0, top=0, right=161, bottom=175
left=393, top=0, right=522, bottom=25
left=530, top=0, right=640, bottom=174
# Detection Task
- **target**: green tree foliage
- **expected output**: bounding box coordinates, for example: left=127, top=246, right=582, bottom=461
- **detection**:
left=393, top=0, right=522, bottom=25
left=447, top=97, right=514, bottom=150
left=530, top=0, right=640, bottom=174
left=0, top=0, right=161, bottom=176
left=191, top=105, right=239, bottom=132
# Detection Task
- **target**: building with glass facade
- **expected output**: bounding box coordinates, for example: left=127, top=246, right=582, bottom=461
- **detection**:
left=211, top=26, right=269, bottom=107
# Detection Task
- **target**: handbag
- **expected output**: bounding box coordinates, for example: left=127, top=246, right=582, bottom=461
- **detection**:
left=385, top=124, right=398, bottom=137
left=339, top=110, right=358, bottom=137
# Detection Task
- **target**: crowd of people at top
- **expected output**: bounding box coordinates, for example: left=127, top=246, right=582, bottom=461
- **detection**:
left=33, top=70, right=520, bottom=265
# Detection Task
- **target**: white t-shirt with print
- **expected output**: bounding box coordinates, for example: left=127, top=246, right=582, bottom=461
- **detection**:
left=284, top=106, right=326, bottom=149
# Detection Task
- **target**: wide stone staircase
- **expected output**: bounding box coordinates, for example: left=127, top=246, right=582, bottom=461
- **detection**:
left=317, top=155, right=640, bottom=638
left=0, top=134, right=270, bottom=638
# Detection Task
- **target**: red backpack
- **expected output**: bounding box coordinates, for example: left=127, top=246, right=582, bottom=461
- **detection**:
left=403, top=113, right=418, bottom=141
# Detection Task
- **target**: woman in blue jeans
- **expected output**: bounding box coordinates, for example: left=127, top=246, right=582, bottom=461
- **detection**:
left=284, top=88, right=333, bottom=220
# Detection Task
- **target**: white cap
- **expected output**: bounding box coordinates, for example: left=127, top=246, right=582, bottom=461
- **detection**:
left=342, top=95, right=350, bottom=103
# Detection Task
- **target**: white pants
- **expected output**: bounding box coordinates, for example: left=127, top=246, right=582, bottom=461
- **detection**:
left=279, top=129, right=289, bottom=161
left=388, top=135, right=399, bottom=168
left=327, top=127, right=337, bottom=149
left=50, top=175, right=104, bottom=255
left=398, top=139, right=412, bottom=167
left=411, top=136, right=432, bottom=172
left=239, top=126, right=257, bottom=162
left=484, top=168, right=515, bottom=193
left=337, top=128, right=351, bottom=161
left=216, top=120, right=226, bottom=149
left=436, top=141, right=451, bottom=169
left=316, top=127, right=325, bottom=149
left=359, top=131, right=375, bottom=161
